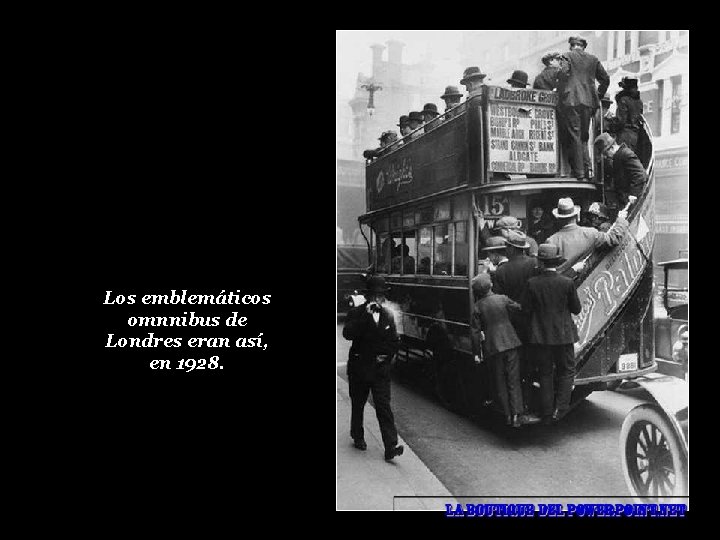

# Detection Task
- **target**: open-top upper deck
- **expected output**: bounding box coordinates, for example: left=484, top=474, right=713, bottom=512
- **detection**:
left=363, top=85, right=585, bottom=215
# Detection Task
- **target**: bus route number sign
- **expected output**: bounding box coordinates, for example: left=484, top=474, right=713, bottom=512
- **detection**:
left=486, top=87, right=558, bottom=175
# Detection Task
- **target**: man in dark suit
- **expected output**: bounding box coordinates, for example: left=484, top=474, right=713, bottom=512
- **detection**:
left=557, top=36, right=610, bottom=180
left=594, top=133, right=648, bottom=206
left=471, top=272, right=524, bottom=427
left=342, top=275, right=405, bottom=461
left=492, top=231, right=539, bottom=413
left=522, top=244, right=582, bottom=424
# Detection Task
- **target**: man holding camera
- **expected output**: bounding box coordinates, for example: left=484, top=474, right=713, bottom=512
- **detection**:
left=342, top=275, right=404, bottom=462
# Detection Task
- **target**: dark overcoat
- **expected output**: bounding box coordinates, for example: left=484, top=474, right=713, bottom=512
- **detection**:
left=523, top=270, right=582, bottom=345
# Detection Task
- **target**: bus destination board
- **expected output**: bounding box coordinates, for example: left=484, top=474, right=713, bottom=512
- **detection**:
left=486, top=86, right=558, bottom=175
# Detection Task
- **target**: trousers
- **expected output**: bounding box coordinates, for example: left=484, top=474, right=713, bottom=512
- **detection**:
left=348, top=363, right=398, bottom=451
left=535, top=344, right=576, bottom=417
left=561, top=104, right=593, bottom=179
left=488, top=347, right=523, bottom=417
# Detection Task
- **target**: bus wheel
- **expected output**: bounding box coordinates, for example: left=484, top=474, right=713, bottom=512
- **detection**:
left=619, top=405, right=688, bottom=502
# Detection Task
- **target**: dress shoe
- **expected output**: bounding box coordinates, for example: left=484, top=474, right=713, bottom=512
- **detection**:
left=353, top=439, right=367, bottom=451
left=519, top=413, right=541, bottom=425
left=385, top=444, right=404, bottom=461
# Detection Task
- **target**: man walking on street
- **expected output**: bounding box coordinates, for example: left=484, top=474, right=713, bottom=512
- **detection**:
left=343, top=275, right=404, bottom=461
left=557, top=36, right=610, bottom=180
left=522, top=244, right=582, bottom=424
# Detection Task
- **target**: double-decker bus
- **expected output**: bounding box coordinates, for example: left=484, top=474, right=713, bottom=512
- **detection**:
left=357, top=85, right=659, bottom=417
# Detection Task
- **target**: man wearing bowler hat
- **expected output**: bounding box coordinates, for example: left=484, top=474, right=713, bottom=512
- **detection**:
left=460, top=66, right=487, bottom=96
left=407, top=111, right=424, bottom=140
left=615, top=77, right=643, bottom=152
left=479, top=236, right=508, bottom=275
left=522, top=244, right=582, bottom=423
left=546, top=197, right=628, bottom=273
left=506, top=70, right=530, bottom=89
left=422, top=103, right=440, bottom=132
left=557, top=35, right=610, bottom=180
left=494, top=216, right=539, bottom=257
left=342, top=275, right=404, bottom=461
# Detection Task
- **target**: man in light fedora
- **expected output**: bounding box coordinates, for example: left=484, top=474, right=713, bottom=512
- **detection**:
left=460, top=66, right=487, bottom=96
left=506, top=70, right=530, bottom=89
left=546, top=197, right=627, bottom=273
left=342, top=275, right=404, bottom=461
left=522, top=244, right=582, bottom=424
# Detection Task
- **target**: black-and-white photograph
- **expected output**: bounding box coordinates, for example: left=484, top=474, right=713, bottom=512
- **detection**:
left=336, top=30, right=688, bottom=512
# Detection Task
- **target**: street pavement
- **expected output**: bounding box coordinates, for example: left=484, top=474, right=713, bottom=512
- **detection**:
left=337, top=373, right=455, bottom=510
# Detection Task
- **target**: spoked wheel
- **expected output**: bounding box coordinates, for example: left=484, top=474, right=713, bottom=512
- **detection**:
left=619, top=405, right=688, bottom=502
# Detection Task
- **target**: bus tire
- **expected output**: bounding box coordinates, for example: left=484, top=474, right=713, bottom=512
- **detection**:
left=619, top=404, right=688, bottom=502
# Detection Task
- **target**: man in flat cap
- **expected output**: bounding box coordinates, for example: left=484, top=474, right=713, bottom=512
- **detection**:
left=557, top=35, right=610, bottom=180
left=533, top=52, right=562, bottom=91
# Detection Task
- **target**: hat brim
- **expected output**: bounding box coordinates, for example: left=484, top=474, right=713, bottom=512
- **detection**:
left=460, top=74, right=486, bottom=85
left=481, top=245, right=507, bottom=251
left=441, top=93, right=463, bottom=99
left=538, top=256, right=566, bottom=265
left=552, top=207, right=580, bottom=218
left=507, top=79, right=529, bottom=87
left=506, top=241, right=530, bottom=249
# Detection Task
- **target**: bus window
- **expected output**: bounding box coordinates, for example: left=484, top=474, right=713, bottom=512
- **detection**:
left=454, top=221, right=468, bottom=276
left=401, top=230, right=417, bottom=274
left=418, top=227, right=432, bottom=274
left=433, top=224, right=451, bottom=275
left=388, top=231, right=403, bottom=274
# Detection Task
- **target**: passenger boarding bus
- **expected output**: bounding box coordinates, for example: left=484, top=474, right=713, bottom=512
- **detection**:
left=357, top=85, right=658, bottom=419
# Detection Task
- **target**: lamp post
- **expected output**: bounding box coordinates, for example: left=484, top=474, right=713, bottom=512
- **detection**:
left=361, top=81, right=383, bottom=116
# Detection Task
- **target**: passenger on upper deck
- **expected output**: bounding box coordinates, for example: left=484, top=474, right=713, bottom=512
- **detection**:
left=546, top=197, right=628, bottom=273
left=398, top=115, right=411, bottom=138
left=382, top=131, right=398, bottom=152
left=533, top=53, right=561, bottom=91
left=495, top=216, right=539, bottom=257
left=407, top=111, right=424, bottom=140
left=422, top=103, right=440, bottom=132
left=557, top=35, right=610, bottom=181
left=594, top=133, right=648, bottom=206
left=527, top=205, right=555, bottom=245
left=615, top=77, right=643, bottom=153
left=460, top=66, right=487, bottom=97
left=506, top=70, right=530, bottom=89
left=441, top=86, right=463, bottom=119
